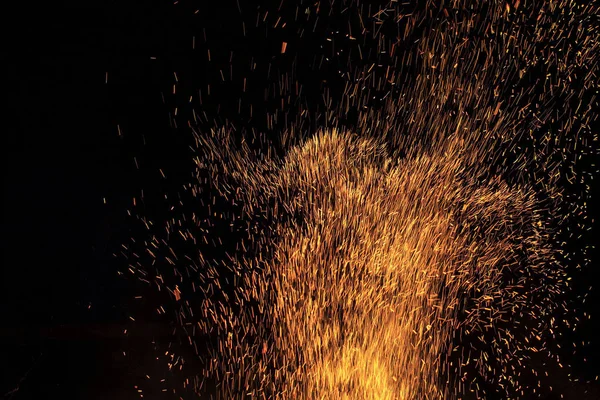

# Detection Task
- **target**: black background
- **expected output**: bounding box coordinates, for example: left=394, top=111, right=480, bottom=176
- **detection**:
left=5, top=1, right=600, bottom=398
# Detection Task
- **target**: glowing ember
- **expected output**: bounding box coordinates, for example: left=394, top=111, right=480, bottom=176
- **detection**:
left=121, top=1, right=599, bottom=398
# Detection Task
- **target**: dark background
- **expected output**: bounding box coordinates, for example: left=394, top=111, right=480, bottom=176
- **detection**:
left=5, top=1, right=600, bottom=398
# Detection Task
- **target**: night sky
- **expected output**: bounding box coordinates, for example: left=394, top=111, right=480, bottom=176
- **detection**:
left=5, top=1, right=600, bottom=399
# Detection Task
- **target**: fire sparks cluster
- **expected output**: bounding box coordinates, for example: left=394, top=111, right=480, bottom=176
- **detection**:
left=119, top=0, right=599, bottom=398
left=195, top=129, right=561, bottom=399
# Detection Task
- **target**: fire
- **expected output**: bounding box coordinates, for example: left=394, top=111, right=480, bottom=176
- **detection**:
left=121, top=0, right=598, bottom=398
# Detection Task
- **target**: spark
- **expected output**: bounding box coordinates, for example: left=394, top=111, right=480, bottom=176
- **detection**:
left=120, top=0, right=599, bottom=398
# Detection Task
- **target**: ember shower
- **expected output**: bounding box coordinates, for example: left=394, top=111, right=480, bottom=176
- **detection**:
left=121, top=1, right=599, bottom=399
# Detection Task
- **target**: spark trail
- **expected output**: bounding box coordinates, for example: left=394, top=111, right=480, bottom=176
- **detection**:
left=121, top=1, right=599, bottom=398
left=197, top=129, right=559, bottom=399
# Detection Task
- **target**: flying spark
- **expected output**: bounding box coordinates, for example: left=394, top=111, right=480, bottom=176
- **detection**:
left=120, top=1, right=599, bottom=398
